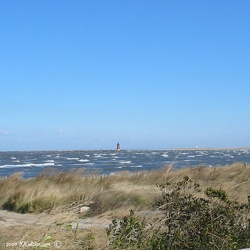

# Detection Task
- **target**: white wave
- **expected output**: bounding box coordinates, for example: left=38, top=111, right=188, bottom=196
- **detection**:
left=78, top=159, right=89, bottom=162
left=94, top=154, right=102, bottom=158
left=0, top=162, right=55, bottom=168
left=72, top=162, right=93, bottom=166
left=188, top=155, right=196, bottom=158
left=119, top=161, right=131, bottom=164
left=224, top=154, right=234, bottom=158
left=162, top=153, right=169, bottom=158
left=214, top=151, right=222, bottom=154
left=130, top=165, right=143, bottom=168
left=66, top=157, right=80, bottom=160
left=85, top=155, right=90, bottom=157
left=242, top=150, right=249, bottom=154
left=94, top=153, right=107, bottom=157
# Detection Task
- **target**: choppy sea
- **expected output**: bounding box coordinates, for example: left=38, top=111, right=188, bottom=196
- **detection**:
left=0, top=149, right=250, bottom=178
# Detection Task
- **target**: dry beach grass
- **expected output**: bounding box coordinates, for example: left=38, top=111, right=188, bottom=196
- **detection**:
left=0, top=162, right=249, bottom=249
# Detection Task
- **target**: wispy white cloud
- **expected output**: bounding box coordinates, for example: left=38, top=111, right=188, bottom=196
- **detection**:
left=0, top=129, right=11, bottom=136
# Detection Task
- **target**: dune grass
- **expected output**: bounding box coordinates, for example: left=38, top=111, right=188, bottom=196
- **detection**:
left=0, top=162, right=250, bottom=215
left=0, top=162, right=249, bottom=249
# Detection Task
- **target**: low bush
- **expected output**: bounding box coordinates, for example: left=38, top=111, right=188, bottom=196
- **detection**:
left=107, top=177, right=250, bottom=249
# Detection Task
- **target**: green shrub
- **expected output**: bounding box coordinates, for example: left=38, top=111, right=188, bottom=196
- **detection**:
left=107, top=177, right=250, bottom=249
left=107, top=210, right=147, bottom=250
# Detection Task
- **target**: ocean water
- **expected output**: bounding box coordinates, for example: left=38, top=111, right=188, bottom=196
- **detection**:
left=0, top=149, right=250, bottom=178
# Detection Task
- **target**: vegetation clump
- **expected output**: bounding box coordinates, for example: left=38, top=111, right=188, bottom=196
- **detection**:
left=107, top=177, right=250, bottom=249
left=0, top=163, right=250, bottom=249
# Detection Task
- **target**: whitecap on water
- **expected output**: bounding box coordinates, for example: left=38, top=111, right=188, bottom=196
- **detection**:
left=66, top=157, right=80, bottom=160
left=0, top=162, right=55, bottom=168
left=78, top=159, right=89, bottom=162
left=224, top=154, right=234, bottom=158
left=162, top=153, right=169, bottom=158
left=119, top=161, right=131, bottom=164
left=94, top=154, right=102, bottom=158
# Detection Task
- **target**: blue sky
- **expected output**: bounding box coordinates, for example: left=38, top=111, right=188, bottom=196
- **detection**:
left=1, top=0, right=250, bottom=151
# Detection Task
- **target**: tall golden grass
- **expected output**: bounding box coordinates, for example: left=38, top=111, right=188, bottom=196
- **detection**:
left=0, top=162, right=249, bottom=215
left=0, top=162, right=249, bottom=249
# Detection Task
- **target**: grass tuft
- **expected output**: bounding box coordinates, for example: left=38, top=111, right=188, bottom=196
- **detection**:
left=0, top=163, right=250, bottom=215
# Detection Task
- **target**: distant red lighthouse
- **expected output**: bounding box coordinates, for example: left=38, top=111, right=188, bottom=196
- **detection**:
left=116, top=143, right=121, bottom=151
